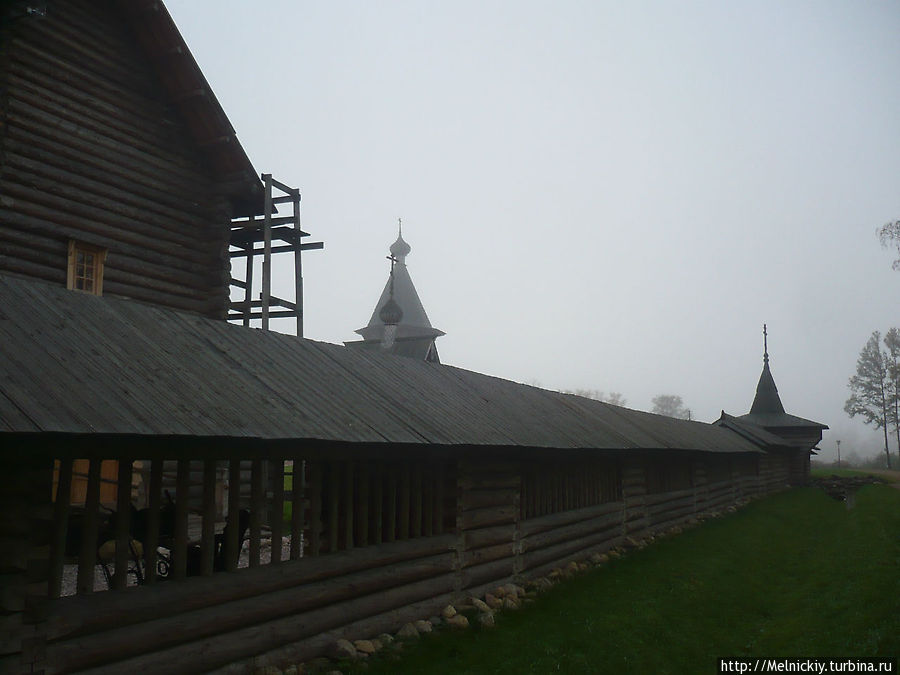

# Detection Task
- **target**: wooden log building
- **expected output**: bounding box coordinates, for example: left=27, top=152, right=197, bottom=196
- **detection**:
left=0, top=1, right=826, bottom=673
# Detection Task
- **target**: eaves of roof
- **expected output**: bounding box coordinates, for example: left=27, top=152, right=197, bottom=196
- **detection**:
left=0, top=274, right=765, bottom=456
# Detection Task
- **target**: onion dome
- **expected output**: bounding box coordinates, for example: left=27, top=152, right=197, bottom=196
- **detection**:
left=379, top=297, right=403, bottom=326
left=390, top=233, right=411, bottom=261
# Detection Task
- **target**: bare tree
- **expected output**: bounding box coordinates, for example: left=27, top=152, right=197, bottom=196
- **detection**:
left=878, top=220, right=900, bottom=271
left=651, top=394, right=690, bottom=420
left=844, top=331, right=892, bottom=468
left=884, top=328, right=900, bottom=461
left=563, top=389, right=627, bottom=407
left=603, top=392, right=627, bottom=407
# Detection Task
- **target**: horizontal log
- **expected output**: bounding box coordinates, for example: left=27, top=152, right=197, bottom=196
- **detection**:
left=5, top=50, right=217, bottom=189
left=47, top=553, right=454, bottom=671
left=48, top=534, right=455, bottom=641
left=519, top=501, right=623, bottom=538
left=520, top=527, right=620, bottom=573
left=463, top=524, right=514, bottom=551
left=650, top=502, right=696, bottom=527
left=521, top=511, right=622, bottom=553
left=3, top=126, right=219, bottom=221
left=59, top=568, right=457, bottom=675
left=644, top=488, right=694, bottom=507
left=1, top=162, right=212, bottom=255
left=460, top=542, right=514, bottom=569
left=459, top=505, right=517, bottom=530
left=0, top=255, right=65, bottom=286
left=523, top=535, right=621, bottom=581
left=206, top=591, right=458, bottom=675
left=2, top=145, right=217, bottom=236
left=5, top=68, right=212, bottom=191
left=460, top=488, right=518, bottom=511
left=458, top=474, right=520, bottom=491
left=458, top=556, right=515, bottom=590
left=646, top=495, right=694, bottom=516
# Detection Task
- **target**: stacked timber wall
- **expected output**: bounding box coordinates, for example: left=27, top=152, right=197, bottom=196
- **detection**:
left=0, top=0, right=233, bottom=318
left=3, top=446, right=793, bottom=674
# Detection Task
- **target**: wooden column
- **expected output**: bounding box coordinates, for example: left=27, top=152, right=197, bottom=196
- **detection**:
left=290, top=459, right=303, bottom=560
left=308, top=461, right=322, bottom=557
left=270, top=460, right=284, bottom=564
left=77, top=460, right=102, bottom=594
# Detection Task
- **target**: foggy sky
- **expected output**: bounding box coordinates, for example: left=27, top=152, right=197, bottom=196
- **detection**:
left=165, top=0, right=900, bottom=462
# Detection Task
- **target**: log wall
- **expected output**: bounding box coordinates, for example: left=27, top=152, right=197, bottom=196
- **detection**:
left=2, top=446, right=793, bottom=674
left=0, top=0, right=234, bottom=318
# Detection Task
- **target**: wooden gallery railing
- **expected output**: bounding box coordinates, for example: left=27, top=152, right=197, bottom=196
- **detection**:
left=35, top=455, right=457, bottom=674
left=3, top=449, right=786, bottom=674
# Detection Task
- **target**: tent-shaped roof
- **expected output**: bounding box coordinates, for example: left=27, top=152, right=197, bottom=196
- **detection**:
left=354, top=229, right=444, bottom=343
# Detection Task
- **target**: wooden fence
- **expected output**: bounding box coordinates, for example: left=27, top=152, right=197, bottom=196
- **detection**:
left=1, top=445, right=793, bottom=674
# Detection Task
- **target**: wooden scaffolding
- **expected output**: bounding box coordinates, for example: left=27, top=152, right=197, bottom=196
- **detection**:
left=229, top=174, right=323, bottom=335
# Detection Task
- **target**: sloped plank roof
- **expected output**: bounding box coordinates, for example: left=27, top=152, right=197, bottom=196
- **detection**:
left=0, top=275, right=762, bottom=454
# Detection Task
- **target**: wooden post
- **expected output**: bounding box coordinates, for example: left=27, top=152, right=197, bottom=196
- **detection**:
left=261, top=174, right=273, bottom=331
left=328, top=462, right=339, bottom=553
left=372, top=463, right=384, bottom=545
left=387, top=468, right=397, bottom=543
left=173, top=460, right=190, bottom=579
left=290, top=458, right=303, bottom=560
left=242, top=215, right=254, bottom=328
left=433, top=463, right=444, bottom=535
left=77, top=459, right=102, bottom=595
left=343, top=461, right=354, bottom=550
left=358, top=463, right=369, bottom=547
left=411, top=463, right=423, bottom=537
left=225, top=460, right=241, bottom=572
left=250, top=459, right=264, bottom=568
left=112, top=460, right=133, bottom=590
left=49, top=459, right=73, bottom=599
left=144, top=459, right=163, bottom=584
left=270, top=460, right=284, bottom=564
left=423, top=465, right=434, bottom=538
left=399, top=464, right=411, bottom=540
left=309, top=461, right=322, bottom=556
left=292, top=187, right=303, bottom=337
left=201, top=460, right=217, bottom=576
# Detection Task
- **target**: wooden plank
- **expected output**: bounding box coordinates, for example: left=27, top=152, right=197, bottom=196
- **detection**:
left=372, top=463, right=383, bottom=545
left=327, top=462, right=339, bottom=554
left=357, top=463, right=369, bottom=548
left=201, top=461, right=217, bottom=576
left=343, top=461, right=354, bottom=550
left=423, top=466, right=434, bottom=538
left=225, top=460, right=241, bottom=572
left=143, top=460, right=163, bottom=584
left=77, top=459, right=102, bottom=595
left=463, top=524, right=515, bottom=551
left=112, top=460, right=133, bottom=590
left=173, top=460, right=190, bottom=580
left=270, top=460, right=284, bottom=565
left=411, top=463, right=422, bottom=538
left=432, top=463, right=444, bottom=535
left=308, top=461, right=321, bottom=557
left=290, top=459, right=303, bottom=560
left=386, top=469, right=397, bottom=543
left=399, top=464, right=410, bottom=540
left=460, top=542, right=514, bottom=569
left=49, top=458, right=73, bottom=599
left=249, top=459, right=264, bottom=568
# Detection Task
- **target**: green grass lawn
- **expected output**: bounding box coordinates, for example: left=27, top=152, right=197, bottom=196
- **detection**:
left=344, top=486, right=900, bottom=675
